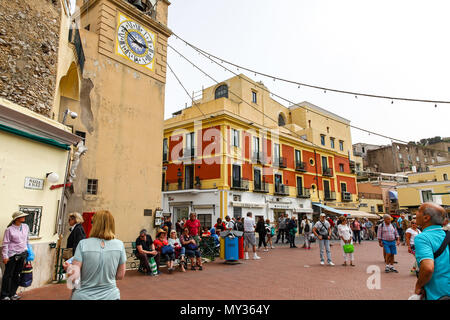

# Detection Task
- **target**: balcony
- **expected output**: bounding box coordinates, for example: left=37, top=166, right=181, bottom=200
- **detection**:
left=162, top=177, right=202, bottom=191
left=274, top=184, right=289, bottom=196
left=295, top=161, right=307, bottom=172
left=68, top=26, right=85, bottom=73
left=296, top=187, right=311, bottom=198
left=252, top=152, right=266, bottom=164
left=274, top=157, right=287, bottom=168
left=253, top=181, right=269, bottom=193
left=322, top=167, right=333, bottom=177
left=231, top=179, right=249, bottom=191
left=342, top=192, right=352, bottom=202
left=324, top=191, right=336, bottom=201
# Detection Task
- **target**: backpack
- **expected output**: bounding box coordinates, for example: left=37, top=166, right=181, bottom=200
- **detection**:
left=304, top=222, right=310, bottom=233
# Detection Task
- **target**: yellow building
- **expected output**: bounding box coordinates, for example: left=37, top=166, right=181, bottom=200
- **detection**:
left=398, top=162, right=450, bottom=213
left=162, top=74, right=358, bottom=226
left=61, top=0, right=171, bottom=241
left=0, top=98, right=81, bottom=289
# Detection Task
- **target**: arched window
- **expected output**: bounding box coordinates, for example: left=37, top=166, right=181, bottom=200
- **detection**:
left=278, top=113, right=286, bottom=126
left=215, top=84, right=228, bottom=99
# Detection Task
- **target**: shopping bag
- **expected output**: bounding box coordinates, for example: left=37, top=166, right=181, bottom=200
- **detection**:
left=149, top=257, right=158, bottom=275
left=343, top=244, right=354, bottom=253
left=19, top=261, right=33, bottom=287
left=26, top=244, right=35, bottom=262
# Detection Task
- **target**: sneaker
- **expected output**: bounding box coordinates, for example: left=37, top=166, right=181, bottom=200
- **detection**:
left=264, top=248, right=269, bottom=252
left=198, top=266, right=203, bottom=271
left=253, top=255, right=261, bottom=260
left=328, top=261, right=335, bottom=266
left=244, top=253, right=249, bottom=260
left=1, top=297, right=11, bottom=300
left=385, top=266, right=391, bottom=273
left=320, top=261, right=325, bottom=265
left=271, top=246, right=275, bottom=249
left=390, top=267, right=398, bottom=273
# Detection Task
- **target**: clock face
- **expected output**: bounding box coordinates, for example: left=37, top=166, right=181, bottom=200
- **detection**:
left=116, top=13, right=156, bottom=70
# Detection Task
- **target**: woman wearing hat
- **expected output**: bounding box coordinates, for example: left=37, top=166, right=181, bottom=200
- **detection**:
left=1, top=211, right=30, bottom=300
left=154, top=230, right=176, bottom=273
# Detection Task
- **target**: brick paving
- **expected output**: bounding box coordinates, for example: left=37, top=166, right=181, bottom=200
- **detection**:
left=20, top=239, right=418, bottom=300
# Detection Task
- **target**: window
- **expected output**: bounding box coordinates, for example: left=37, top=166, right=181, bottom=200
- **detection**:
left=330, top=138, right=335, bottom=149
left=295, top=149, right=302, bottom=163
left=197, top=214, right=212, bottom=229
left=75, top=130, right=86, bottom=141
left=87, top=179, right=98, bottom=195
left=444, top=174, right=448, bottom=181
left=339, top=163, right=344, bottom=172
left=320, top=135, right=326, bottom=146
left=162, top=138, right=168, bottom=161
left=274, top=143, right=280, bottom=161
left=416, top=156, right=420, bottom=162
left=399, top=154, right=403, bottom=159
left=377, top=205, right=384, bottom=213
left=371, top=206, right=375, bottom=213
left=339, top=140, right=344, bottom=151
left=254, top=168, right=262, bottom=190
left=321, top=156, right=328, bottom=170
left=185, top=132, right=195, bottom=156
left=253, top=136, right=260, bottom=153
left=252, top=91, right=257, bottom=104
left=278, top=113, right=286, bottom=126
left=407, top=155, right=411, bottom=161
left=421, top=190, right=433, bottom=203
left=184, top=165, right=194, bottom=189
left=232, top=164, right=241, bottom=187
left=21, top=206, right=42, bottom=237
left=215, top=84, right=228, bottom=99
left=233, top=207, right=242, bottom=218
left=231, top=129, right=240, bottom=147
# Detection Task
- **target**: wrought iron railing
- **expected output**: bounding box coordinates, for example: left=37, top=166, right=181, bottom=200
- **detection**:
left=274, top=184, right=289, bottom=195
left=295, top=161, right=307, bottom=172
left=253, top=181, right=269, bottom=193
left=296, top=187, right=311, bottom=198
left=231, top=179, right=249, bottom=191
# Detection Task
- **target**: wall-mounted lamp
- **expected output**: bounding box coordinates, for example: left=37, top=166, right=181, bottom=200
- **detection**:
left=46, top=172, right=59, bottom=183
left=62, top=109, right=78, bottom=124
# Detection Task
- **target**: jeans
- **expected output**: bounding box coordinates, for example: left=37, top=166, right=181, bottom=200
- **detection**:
left=398, top=229, right=404, bottom=242
left=276, top=229, right=287, bottom=243
left=319, top=240, right=332, bottom=263
left=353, top=230, right=361, bottom=244
left=288, top=231, right=296, bottom=247
left=0, top=251, right=27, bottom=299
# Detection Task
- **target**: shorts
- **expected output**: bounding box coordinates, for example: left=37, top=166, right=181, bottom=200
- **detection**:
left=186, top=249, right=201, bottom=258
left=244, top=232, right=256, bottom=247
left=382, top=240, right=397, bottom=255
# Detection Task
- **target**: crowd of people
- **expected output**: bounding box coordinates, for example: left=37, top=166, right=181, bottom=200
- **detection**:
left=1, top=203, right=448, bottom=300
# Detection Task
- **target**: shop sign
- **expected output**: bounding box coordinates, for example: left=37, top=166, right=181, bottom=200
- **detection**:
left=24, top=177, right=44, bottom=190
left=268, top=203, right=292, bottom=210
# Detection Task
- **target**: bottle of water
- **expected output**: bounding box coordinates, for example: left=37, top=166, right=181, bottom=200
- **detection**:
left=66, top=260, right=80, bottom=290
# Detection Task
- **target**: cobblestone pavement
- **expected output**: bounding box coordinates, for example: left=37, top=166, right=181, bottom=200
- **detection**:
left=20, top=239, right=418, bottom=300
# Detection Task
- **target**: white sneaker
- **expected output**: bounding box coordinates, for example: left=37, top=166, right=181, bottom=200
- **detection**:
left=320, top=261, right=325, bottom=265
left=264, top=248, right=269, bottom=252
left=328, top=261, right=335, bottom=266
left=253, top=255, right=261, bottom=260
left=244, top=253, right=249, bottom=260
left=271, top=246, right=275, bottom=249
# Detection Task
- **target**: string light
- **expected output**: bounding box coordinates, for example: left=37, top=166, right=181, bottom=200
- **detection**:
left=171, top=31, right=450, bottom=106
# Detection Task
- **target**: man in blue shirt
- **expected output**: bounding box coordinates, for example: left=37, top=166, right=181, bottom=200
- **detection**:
left=414, top=203, right=450, bottom=300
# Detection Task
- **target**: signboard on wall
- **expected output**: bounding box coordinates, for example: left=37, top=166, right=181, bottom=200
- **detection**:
left=24, top=177, right=44, bottom=190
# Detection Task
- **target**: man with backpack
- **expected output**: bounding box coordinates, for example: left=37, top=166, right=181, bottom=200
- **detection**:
left=414, top=203, right=450, bottom=300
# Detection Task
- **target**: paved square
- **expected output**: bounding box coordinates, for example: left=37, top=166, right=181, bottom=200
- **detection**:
left=21, top=240, right=418, bottom=300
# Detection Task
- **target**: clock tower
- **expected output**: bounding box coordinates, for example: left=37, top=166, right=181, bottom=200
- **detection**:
left=62, top=0, right=171, bottom=241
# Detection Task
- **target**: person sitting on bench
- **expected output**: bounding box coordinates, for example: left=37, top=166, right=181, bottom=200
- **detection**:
left=135, top=229, right=160, bottom=276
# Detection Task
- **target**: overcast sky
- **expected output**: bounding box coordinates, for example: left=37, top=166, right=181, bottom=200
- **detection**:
left=164, top=0, right=450, bottom=146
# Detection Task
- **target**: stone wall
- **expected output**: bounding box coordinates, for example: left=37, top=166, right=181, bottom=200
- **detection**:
left=0, top=0, right=61, bottom=118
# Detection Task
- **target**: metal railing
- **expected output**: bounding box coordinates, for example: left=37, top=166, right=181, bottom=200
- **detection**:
left=231, top=179, right=249, bottom=191
left=295, top=161, right=307, bottom=172
left=324, top=191, right=336, bottom=200
left=253, top=181, right=269, bottom=193
left=322, top=167, right=333, bottom=177
left=296, top=187, right=311, bottom=198
left=342, top=192, right=352, bottom=202
left=274, top=157, right=287, bottom=168
left=274, top=184, right=289, bottom=195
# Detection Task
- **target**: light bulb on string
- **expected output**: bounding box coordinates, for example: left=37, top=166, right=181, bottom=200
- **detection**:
left=435, top=104, right=437, bottom=108
left=391, top=100, right=394, bottom=104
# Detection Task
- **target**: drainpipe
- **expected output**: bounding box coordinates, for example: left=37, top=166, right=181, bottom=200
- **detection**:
left=314, top=149, right=320, bottom=202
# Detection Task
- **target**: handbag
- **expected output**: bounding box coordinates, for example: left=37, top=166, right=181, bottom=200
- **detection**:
left=186, top=243, right=198, bottom=251
left=19, top=261, right=33, bottom=287
left=161, top=245, right=174, bottom=255
left=62, top=248, right=73, bottom=260
left=343, top=243, right=354, bottom=253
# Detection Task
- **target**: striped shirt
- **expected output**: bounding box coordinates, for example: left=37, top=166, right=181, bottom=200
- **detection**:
left=377, top=222, right=399, bottom=241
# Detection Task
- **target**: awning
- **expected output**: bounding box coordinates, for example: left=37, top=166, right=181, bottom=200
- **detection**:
left=312, top=202, right=347, bottom=215
left=338, top=210, right=381, bottom=220
left=389, top=191, right=398, bottom=200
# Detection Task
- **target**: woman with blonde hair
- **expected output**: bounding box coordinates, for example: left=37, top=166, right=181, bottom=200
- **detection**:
left=65, top=212, right=86, bottom=260
left=63, top=210, right=127, bottom=300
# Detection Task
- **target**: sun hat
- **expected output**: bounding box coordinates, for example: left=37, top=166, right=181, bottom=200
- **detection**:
left=11, top=211, right=28, bottom=222
left=320, top=213, right=326, bottom=217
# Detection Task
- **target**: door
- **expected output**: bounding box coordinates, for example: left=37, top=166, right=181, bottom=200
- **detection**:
left=274, top=174, right=282, bottom=193
left=232, top=165, right=241, bottom=187
left=322, top=156, right=328, bottom=170
left=174, top=207, right=189, bottom=223
left=323, top=180, right=331, bottom=199
left=184, top=165, right=194, bottom=189
left=297, top=176, right=303, bottom=195
left=254, top=168, right=261, bottom=190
